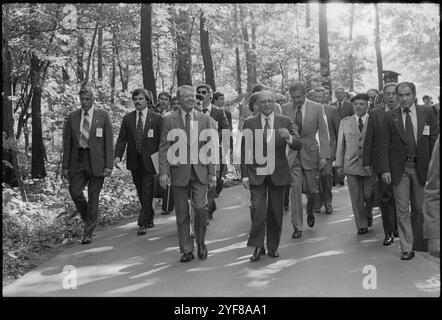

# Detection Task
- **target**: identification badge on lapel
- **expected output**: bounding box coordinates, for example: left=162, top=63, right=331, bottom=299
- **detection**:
left=96, top=128, right=103, bottom=137
left=148, top=129, right=154, bottom=138
left=423, top=125, right=430, bottom=135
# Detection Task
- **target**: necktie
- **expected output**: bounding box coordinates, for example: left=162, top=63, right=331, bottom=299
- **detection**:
left=295, top=106, right=302, bottom=134
left=263, top=116, right=270, bottom=157
left=358, top=117, right=363, bottom=133
left=136, top=111, right=144, bottom=153
left=185, top=113, right=191, bottom=163
left=80, top=110, right=90, bottom=148
left=202, top=108, right=208, bottom=114
left=404, top=108, right=417, bottom=156
left=338, top=102, right=342, bottom=109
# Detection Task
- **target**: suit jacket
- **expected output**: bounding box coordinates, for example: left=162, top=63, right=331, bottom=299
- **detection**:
left=423, top=135, right=440, bottom=240
left=225, top=109, right=233, bottom=130
left=323, top=104, right=340, bottom=161
left=209, top=105, right=229, bottom=137
left=159, top=109, right=215, bottom=186
left=282, top=99, right=330, bottom=169
left=114, top=109, right=163, bottom=173
left=331, top=100, right=354, bottom=119
left=379, top=105, right=439, bottom=185
left=336, top=115, right=372, bottom=176
left=62, top=107, right=114, bottom=177
left=240, top=113, right=302, bottom=186
left=363, top=104, right=392, bottom=175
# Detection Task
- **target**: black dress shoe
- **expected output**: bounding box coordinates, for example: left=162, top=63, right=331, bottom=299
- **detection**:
left=383, top=234, right=394, bottom=246
left=313, top=208, right=321, bottom=214
left=147, top=221, right=154, bottom=229
left=357, top=228, right=368, bottom=235
left=137, top=226, right=147, bottom=235
left=161, top=211, right=171, bottom=215
left=367, top=216, right=373, bottom=227
left=394, top=229, right=399, bottom=238
left=292, top=230, right=302, bottom=239
left=307, top=215, right=315, bottom=228
left=180, top=252, right=195, bottom=262
left=325, top=203, right=333, bottom=214
left=81, top=235, right=92, bottom=245
left=250, top=247, right=264, bottom=262
left=267, top=249, right=279, bottom=258
left=401, top=251, right=415, bottom=260
left=197, top=246, right=208, bottom=259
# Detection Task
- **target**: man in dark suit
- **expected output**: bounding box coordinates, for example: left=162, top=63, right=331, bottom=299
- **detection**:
left=363, top=82, right=399, bottom=246
left=380, top=82, right=439, bottom=260
left=114, top=88, right=163, bottom=235
left=159, top=85, right=217, bottom=262
left=241, top=90, right=302, bottom=261
left=312, top=87, right=340, bottom=215
left=62, top=85, right=114, bottom=244
left=196, top=84, right=229, bottom=220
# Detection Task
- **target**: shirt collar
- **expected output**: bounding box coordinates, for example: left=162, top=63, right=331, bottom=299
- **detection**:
left=204, top=104, right=213, bottom=113
left=82, top=105, right=95, bottom=117
left=181, top=108, right=195, bottom=119
left=402, top=103, right=416, bottom=114
left=137, top=107, right=148, bottom=118
left=261, top=112, right=274, bottom=124
left=354, top=113, right=368, bottom=122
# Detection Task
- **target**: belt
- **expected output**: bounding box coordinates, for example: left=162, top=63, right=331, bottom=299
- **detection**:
left=403, top=155, right=416, bottom=162
left=78, top=147, right=89, bottom=151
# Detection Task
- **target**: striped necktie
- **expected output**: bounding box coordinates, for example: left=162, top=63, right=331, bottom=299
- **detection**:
left=80, top=110, right=90, bottom=148
left=136, top=111, right=144, bottom=153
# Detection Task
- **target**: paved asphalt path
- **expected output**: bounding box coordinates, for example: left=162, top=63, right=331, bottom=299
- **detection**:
left=3, top=183, right=440, bottom=297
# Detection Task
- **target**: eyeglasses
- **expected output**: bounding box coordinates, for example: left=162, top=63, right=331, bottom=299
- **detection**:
left=197, top=91, right=208, bottom=95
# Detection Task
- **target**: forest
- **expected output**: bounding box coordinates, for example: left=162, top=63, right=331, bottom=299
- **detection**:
left=1, top=2, right=439, bottom=285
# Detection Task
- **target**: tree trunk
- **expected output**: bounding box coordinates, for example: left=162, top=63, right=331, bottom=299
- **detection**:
left=279, top=62, right=285, bottom=94
left=374, top=3, right=383, bottom=91
left=250, top=11, right=258, bottom=85
left=30, top=53, right=48, bottom=179
left=233, top=4, right=242, bottom=94
left=348, top=3, right=355, bottom=92
left=168, top=5, right=178, bottom=93
left=114, top=33, right=128, bottom=92
left=319, top=3, right=332, bottom=91
left=175, top=8, right=192, bottom=86
left=140, top=3, right=157, bottom=101
left=111, top=33, right=116, bottom=104
left=295, top=4, right=301, bottom=81
left=306, top=3, right=311, bottom=28
left=97, top=26, right=103, bottom=81
left=77, top=34, right=85, bottom=82
left=200, top=11, right=216, bottom=91
left=239, top=5, right=253, bottom=92
left=84, top=20, right=100, bottom=85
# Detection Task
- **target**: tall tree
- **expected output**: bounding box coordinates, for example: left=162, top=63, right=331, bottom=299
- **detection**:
left=348, top=3, right=355, bottom=92
left=140, top=3, right=157, bottom=100
left=233, top=3, right=242, bottom=94
left=239, top=5, right=253, bottom=92
left=319, top=3, right=331, bottom=91
left=374, top=3, right=383, bottom=91
left=77, top=34, right=85, bottom=82
left=97, top=26, right=103, bottom=81
left=111, top=32, right=116, bottom=104
left=199, top=11, right=216, bottom=91
left=175, top=7, right=192, bottom=86
left=250, top=10, right=258, bottom=85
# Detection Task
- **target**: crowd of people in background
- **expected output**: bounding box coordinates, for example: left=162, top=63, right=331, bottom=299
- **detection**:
left=62, top=69, right=440, bottom=264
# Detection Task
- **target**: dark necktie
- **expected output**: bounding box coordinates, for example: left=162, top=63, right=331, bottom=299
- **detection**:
left=185, top=113, right=191, bottom=163
left=295, top=106, right=302, bottom=134
left=404, top=108, right=417, bottom=156
left=338, top=102, right=342, bottom=109
left=202, top=108, right=208, bottom=114
left=263, top=116, right=270, bottom=157
left=80, top=111, right=90, bottom=148
left=136, top=111, right=144, bottom=153
left=358, top=117, right=363, bottom=133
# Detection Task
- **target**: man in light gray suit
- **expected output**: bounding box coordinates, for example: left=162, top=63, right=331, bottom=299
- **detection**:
left=336, top=93, right=376, bottom=235
left=159, top=85, right=217, bottom=263
left=282, top=82, right=330, bottom=239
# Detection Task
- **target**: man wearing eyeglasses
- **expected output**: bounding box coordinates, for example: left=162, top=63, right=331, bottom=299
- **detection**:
left=196, top=84, right=229, bottom=221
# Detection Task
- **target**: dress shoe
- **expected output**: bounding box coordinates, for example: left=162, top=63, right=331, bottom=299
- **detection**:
left=292, top=229, right=302, bottom=239
left=161, top=211, right=171, bottom=215
left=325, top=203, right=333, bottom=214
left=400, top=251, right=415, bottom=260
left=197, top=245, right=208, bottom=259
left=394, top=229, right=399, bottom=238
left=147, top=221, right=154, bottom=229
left=267, top=249, right=279, bottom=258
left=357, top=228, right=368, bottom=235
left=80, top=235, right=92, bottom=245
left=307, top=215, right=315, bottom=228
left=137, top=226, right=147, bottom=236
left=180, top=252, right=195, bottom=262
left=367, top=216, right=373, bottom=227
left=383, top=234, right=394, bottom=246
left=250, top=247, right=265, bottom=262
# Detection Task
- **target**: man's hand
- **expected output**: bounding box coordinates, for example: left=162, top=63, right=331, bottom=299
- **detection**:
left=321, top=160, right=332, bottom=175
left=382, top=172, right=392, bottom=184
left=62, top=169, right=70, bottom=181
left=114, top=157, right=121, bottom=169
left=160, top=174, right=170, bottom=190
left=319, top=158, right=328, bottom=170
left=277, top=128, right=290, bottom=140
left=428, top=239, right=440, bottom=258
left=337, top=167, right=343, bottom=177
left=242, top=178, right=250, bottom=189
left=208, top=175, right=217, bottom=188
left=103, top=168, right=112, bottom=178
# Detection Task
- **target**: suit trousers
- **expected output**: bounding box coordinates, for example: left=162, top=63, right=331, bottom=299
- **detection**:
left=314, top=161, right=333, bottom=210
left=346, top=174, right=376, bottom=230
left=216, top=163, right=226, bottom=196
left=172, top=166, right=209, bottom=254
left=247, top=176, right=285, bottom=251
left=377, top=174, right=397, bottom=235
left=69, top=149, right=105, bottom=238
left=131, top=154, right=155, bottom=227
left=283, top=185, right=290, bottom=209
left=392, top=162, right=426, bottom=252
left=289, top=163, right=318, bottom=231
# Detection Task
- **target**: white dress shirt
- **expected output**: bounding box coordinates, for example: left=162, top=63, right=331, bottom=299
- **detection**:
left=353, top=113, right=368, bottom=128
left=80, top=105, right=95, bottom=133
left=401, top=104, right=418, bottom=142
left=137, top=107, right=148, bottom=130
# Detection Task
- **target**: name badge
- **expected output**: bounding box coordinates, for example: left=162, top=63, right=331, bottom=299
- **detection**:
left=148, top=129, right=154, bottom=138
left=96, top=128, right=103, bottom=137
left=423, top=125, right=430, bottom=135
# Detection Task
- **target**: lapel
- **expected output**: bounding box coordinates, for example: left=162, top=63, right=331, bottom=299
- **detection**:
left=143, top=110, right=153, bottom=141
left=72, top=109, right=82, bottom=142
left=361, top=114, right=368, bottom=137
left=416, top=105, right=425, bottom=141
left=303, top=99, right=312, bottom=130
left=89, top=108, right=99, bottom=137
left=209, top=105, right=216, bottom=119
left=392, top=107, right=407, bottom=143
left=350, top=116, right=359, bottom=136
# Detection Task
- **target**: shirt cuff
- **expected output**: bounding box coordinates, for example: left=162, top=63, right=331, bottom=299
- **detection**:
left=242, top=177, right=249, bottom=182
